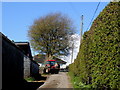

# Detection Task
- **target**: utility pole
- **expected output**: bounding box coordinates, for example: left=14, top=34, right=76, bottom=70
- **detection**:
left=71, top=42, right=74, bottom=64
left=71, top=15, right=83, bottom=64
left=80, top=15, right=83, bottom=44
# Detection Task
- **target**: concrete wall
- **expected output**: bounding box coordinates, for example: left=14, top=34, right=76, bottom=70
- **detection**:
left=24, top=56, right=40, bottom=78
left=24, top=56, right=30, bottom=78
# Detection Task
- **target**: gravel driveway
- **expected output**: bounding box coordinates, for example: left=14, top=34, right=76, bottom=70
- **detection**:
left=37, top=72, right=73, bottom=89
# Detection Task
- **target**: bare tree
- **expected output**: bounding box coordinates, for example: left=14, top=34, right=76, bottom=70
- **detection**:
left=28, top=13, right=75, bottom=60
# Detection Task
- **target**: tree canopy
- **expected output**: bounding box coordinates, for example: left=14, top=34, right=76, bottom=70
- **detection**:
left=28, top=13, right=75, bottom=59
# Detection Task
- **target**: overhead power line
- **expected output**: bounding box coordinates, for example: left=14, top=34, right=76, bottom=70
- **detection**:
left=86, top=2, right=101, bottom=31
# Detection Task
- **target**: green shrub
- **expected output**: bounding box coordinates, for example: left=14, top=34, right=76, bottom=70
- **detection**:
left=69, top=2, right=120, bottom=89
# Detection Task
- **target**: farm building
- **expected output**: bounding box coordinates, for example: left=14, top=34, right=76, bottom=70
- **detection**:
left=2, top=32, right=40, bottom=89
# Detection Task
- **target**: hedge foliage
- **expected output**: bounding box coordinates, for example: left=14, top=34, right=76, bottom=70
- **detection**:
left=69, top=2, right=120, bottom=89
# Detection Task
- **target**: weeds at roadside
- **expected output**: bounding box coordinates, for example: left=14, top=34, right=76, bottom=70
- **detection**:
left=25, top=77, right=36, bottom=82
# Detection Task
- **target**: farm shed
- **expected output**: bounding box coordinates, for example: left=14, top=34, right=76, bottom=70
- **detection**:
left=15, top=42, right=40, bottom=78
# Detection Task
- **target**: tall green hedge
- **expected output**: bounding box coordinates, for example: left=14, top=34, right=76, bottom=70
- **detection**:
left=69, top=2, right=120, bottom=89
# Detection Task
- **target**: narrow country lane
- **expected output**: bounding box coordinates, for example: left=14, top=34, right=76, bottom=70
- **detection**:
left=37, top=72, right=73, bottom=89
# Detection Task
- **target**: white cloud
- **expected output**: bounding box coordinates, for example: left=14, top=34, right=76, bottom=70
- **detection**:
left=60, top=34, right=81, bottom=65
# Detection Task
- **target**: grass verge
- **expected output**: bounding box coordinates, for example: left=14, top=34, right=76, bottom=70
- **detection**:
left=25, top=77, right=35, bottom=82
left=68, top=72, right=92, bottom=88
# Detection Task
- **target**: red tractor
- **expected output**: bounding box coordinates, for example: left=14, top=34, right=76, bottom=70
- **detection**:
left=43, top=60, right=60, bottom=74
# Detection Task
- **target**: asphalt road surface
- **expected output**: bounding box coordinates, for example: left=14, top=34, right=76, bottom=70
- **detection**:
left=37, top=72, right=73, bottom=89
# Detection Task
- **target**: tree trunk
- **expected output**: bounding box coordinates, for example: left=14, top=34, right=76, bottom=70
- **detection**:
left=45, top=54, right=53, bottom=60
